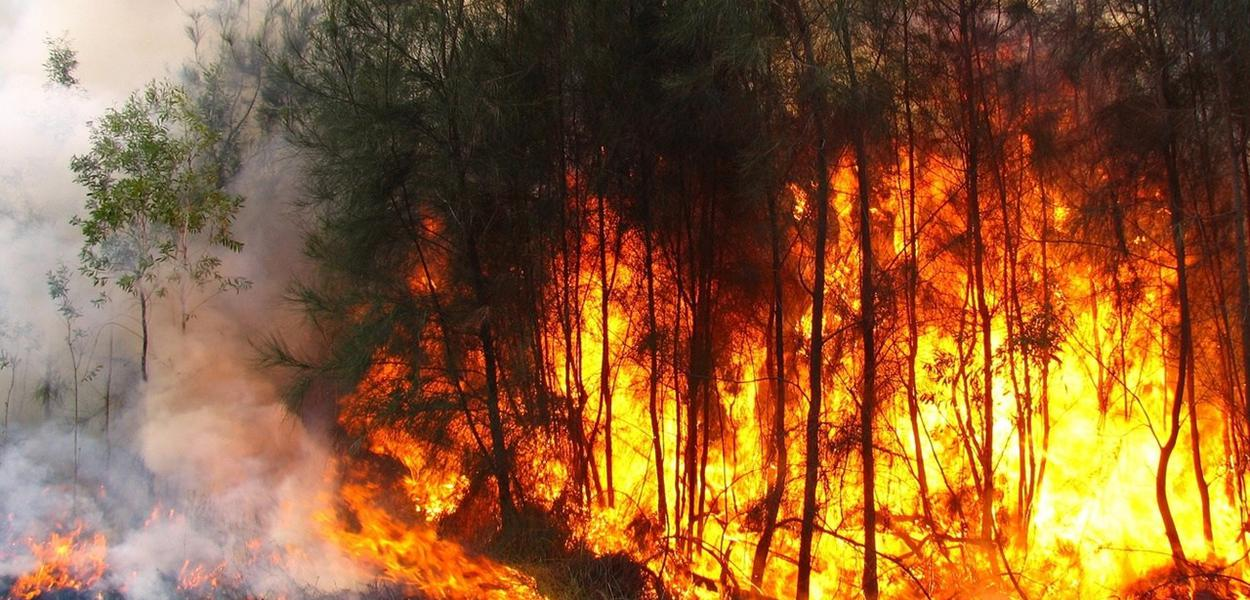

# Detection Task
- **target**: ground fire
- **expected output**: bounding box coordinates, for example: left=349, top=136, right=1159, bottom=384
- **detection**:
left=4, top=0, right=1250, bottom=598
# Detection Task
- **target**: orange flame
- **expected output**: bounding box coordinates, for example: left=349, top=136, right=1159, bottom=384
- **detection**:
left=9, top=524, right=107, bottom=599
left=318, top=481, right=544, bottom=599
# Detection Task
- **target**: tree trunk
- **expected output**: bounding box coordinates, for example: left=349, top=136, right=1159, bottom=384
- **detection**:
left=644, top=185, right=668, bottom=530
left=902, top=2, right=935, bottom=531
left=958, top=0, right=996, bottom=553
left=105, top=333, right=113, bottom=465
left=690, top=195, right=716, bottom=545
left=839, top=8, right=878, bottom=596
left=139, top=288, right=149, bottom=382
left=1157, top=138, right=1190, bottom=568
left=796, top=132, right=829, bottom=600
left=1210, top=16, right=1250, bottom=475
left=751, top=189, right=788, bottom=587
left=792, top=1, right=831, bottom=588
left=598, top=192, right=615, bottom=507
left=1186, top=349, right=1214, bottom=553
left=467, top=235, right=518, bottom=529
left=2, top=356, right=15, bottom=449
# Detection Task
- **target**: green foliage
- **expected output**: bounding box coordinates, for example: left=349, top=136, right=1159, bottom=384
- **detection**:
left=70, top=80, right=249, bottom=321
left=46, top=265, right=102, bottom=388
left=47, top=265, right=83, bottom=325
left=43, top=34, right=79, bottom=89
left=182, top=2, right=275, bottom=180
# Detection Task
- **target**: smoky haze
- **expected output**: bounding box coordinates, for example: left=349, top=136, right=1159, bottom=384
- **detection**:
left=0, top=1, right=365, bottom=597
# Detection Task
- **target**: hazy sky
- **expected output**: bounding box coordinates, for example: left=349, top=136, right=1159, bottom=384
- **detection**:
left=0, top=0, right=203, bottom=95
left=0, top=0, right=215, bottom=344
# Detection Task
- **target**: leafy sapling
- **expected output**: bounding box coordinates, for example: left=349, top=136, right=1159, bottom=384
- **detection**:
left=47, top=266, right=101, bottom=502
left=71, top=80, right=249, bottom=381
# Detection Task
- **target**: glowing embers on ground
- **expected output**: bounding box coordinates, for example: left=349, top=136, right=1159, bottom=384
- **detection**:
left=6, top=523, right=106, bottom=599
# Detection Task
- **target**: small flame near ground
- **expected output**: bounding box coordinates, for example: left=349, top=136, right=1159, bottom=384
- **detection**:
left=1, top=484, right=548, bottom=599
left=8, top=524, right=106, bottom=600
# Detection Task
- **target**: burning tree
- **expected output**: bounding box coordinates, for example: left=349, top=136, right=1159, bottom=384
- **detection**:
left=243, top=0, right=1250, bottom=596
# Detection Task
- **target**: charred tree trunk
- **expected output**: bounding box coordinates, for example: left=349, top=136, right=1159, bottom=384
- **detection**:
left=467, top=234, right=519, bottom=529
left=1147, top=0, right=1190, bottom=565
left=693, top=196, right=716, bottom=544
left=958, top=0, right=996, bottom=554
left=643, top=181, right=668, bottom=530
left=751, top=188, right=788, bottom=587
left=1186, top=347, right=1214, bottom=553
left=680, top=191, right=717, bottom=548
left=1208, top=7, right=1250, bottom=478
left=598, top=192, right=615, bottom=507
left=796, top=138, right=829, bottom=600
left=902, top=9, right=936, bottom=529
left=790, top=0, right=832, bottom=590
left=1027, top=23, right=1053, bottom=539
left=840, top=8, right=878, bottom=596
left=1157, top=136, right=1191, bottom=568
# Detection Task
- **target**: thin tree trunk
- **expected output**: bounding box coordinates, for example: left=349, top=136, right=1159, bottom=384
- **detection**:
left=958, top=0, right=996, bottom=554
left=902, top=9, right=936, bottom=528
left=1186, top=349, right=1214, bottom=553
left=692, top=196, right=716, bottom=545
left=105, top=333, right=113, bottom=465
left=139, top=288, right=149, bottom=382
left=2, top=356, right=15, bottom=449
left=644, top=185, right=668, bottom=530
left=1158, top=138, right=1191, bottom=568
left=598, top=191, right=615, bottom=507
left=751, top=189, right=788, bottom=587
left=66, top=313, right=80, bottom=515
left=1027, top=22, right=1053, bottom=540
left=791, top=0, right=832, bottom=588
left=839, top=7, right=878, bottom=596
left=1211, top=23, right=1250, bottom=469
left=467, top=235, right=518, bottom=529
left=412, top=233, right=492, bottom=463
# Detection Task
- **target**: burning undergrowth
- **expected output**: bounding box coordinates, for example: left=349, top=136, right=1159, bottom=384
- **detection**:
left=0, top=334, right=365, bottom=599
left=0, top=332, right=567, bottom=599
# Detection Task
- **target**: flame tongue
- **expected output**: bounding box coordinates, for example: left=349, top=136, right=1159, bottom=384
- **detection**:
left=322, top=481, right=545, bottom=599
left=8, top=524, right=107, bottom=600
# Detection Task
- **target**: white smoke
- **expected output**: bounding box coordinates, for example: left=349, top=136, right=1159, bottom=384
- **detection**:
left=0, top=2, right=369, bottom=597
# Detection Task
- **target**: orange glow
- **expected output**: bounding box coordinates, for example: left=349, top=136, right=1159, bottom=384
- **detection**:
left=317, top=481, right=544, bottom=599
left=9, top=524, right=107, bottom=600
left=311, top=153, right=1250, bottom=599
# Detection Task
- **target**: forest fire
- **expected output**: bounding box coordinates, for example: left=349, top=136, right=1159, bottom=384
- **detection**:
left=8, top=0, right=1250, bottom=598
left=308, top=158, right=1250, bottom=597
